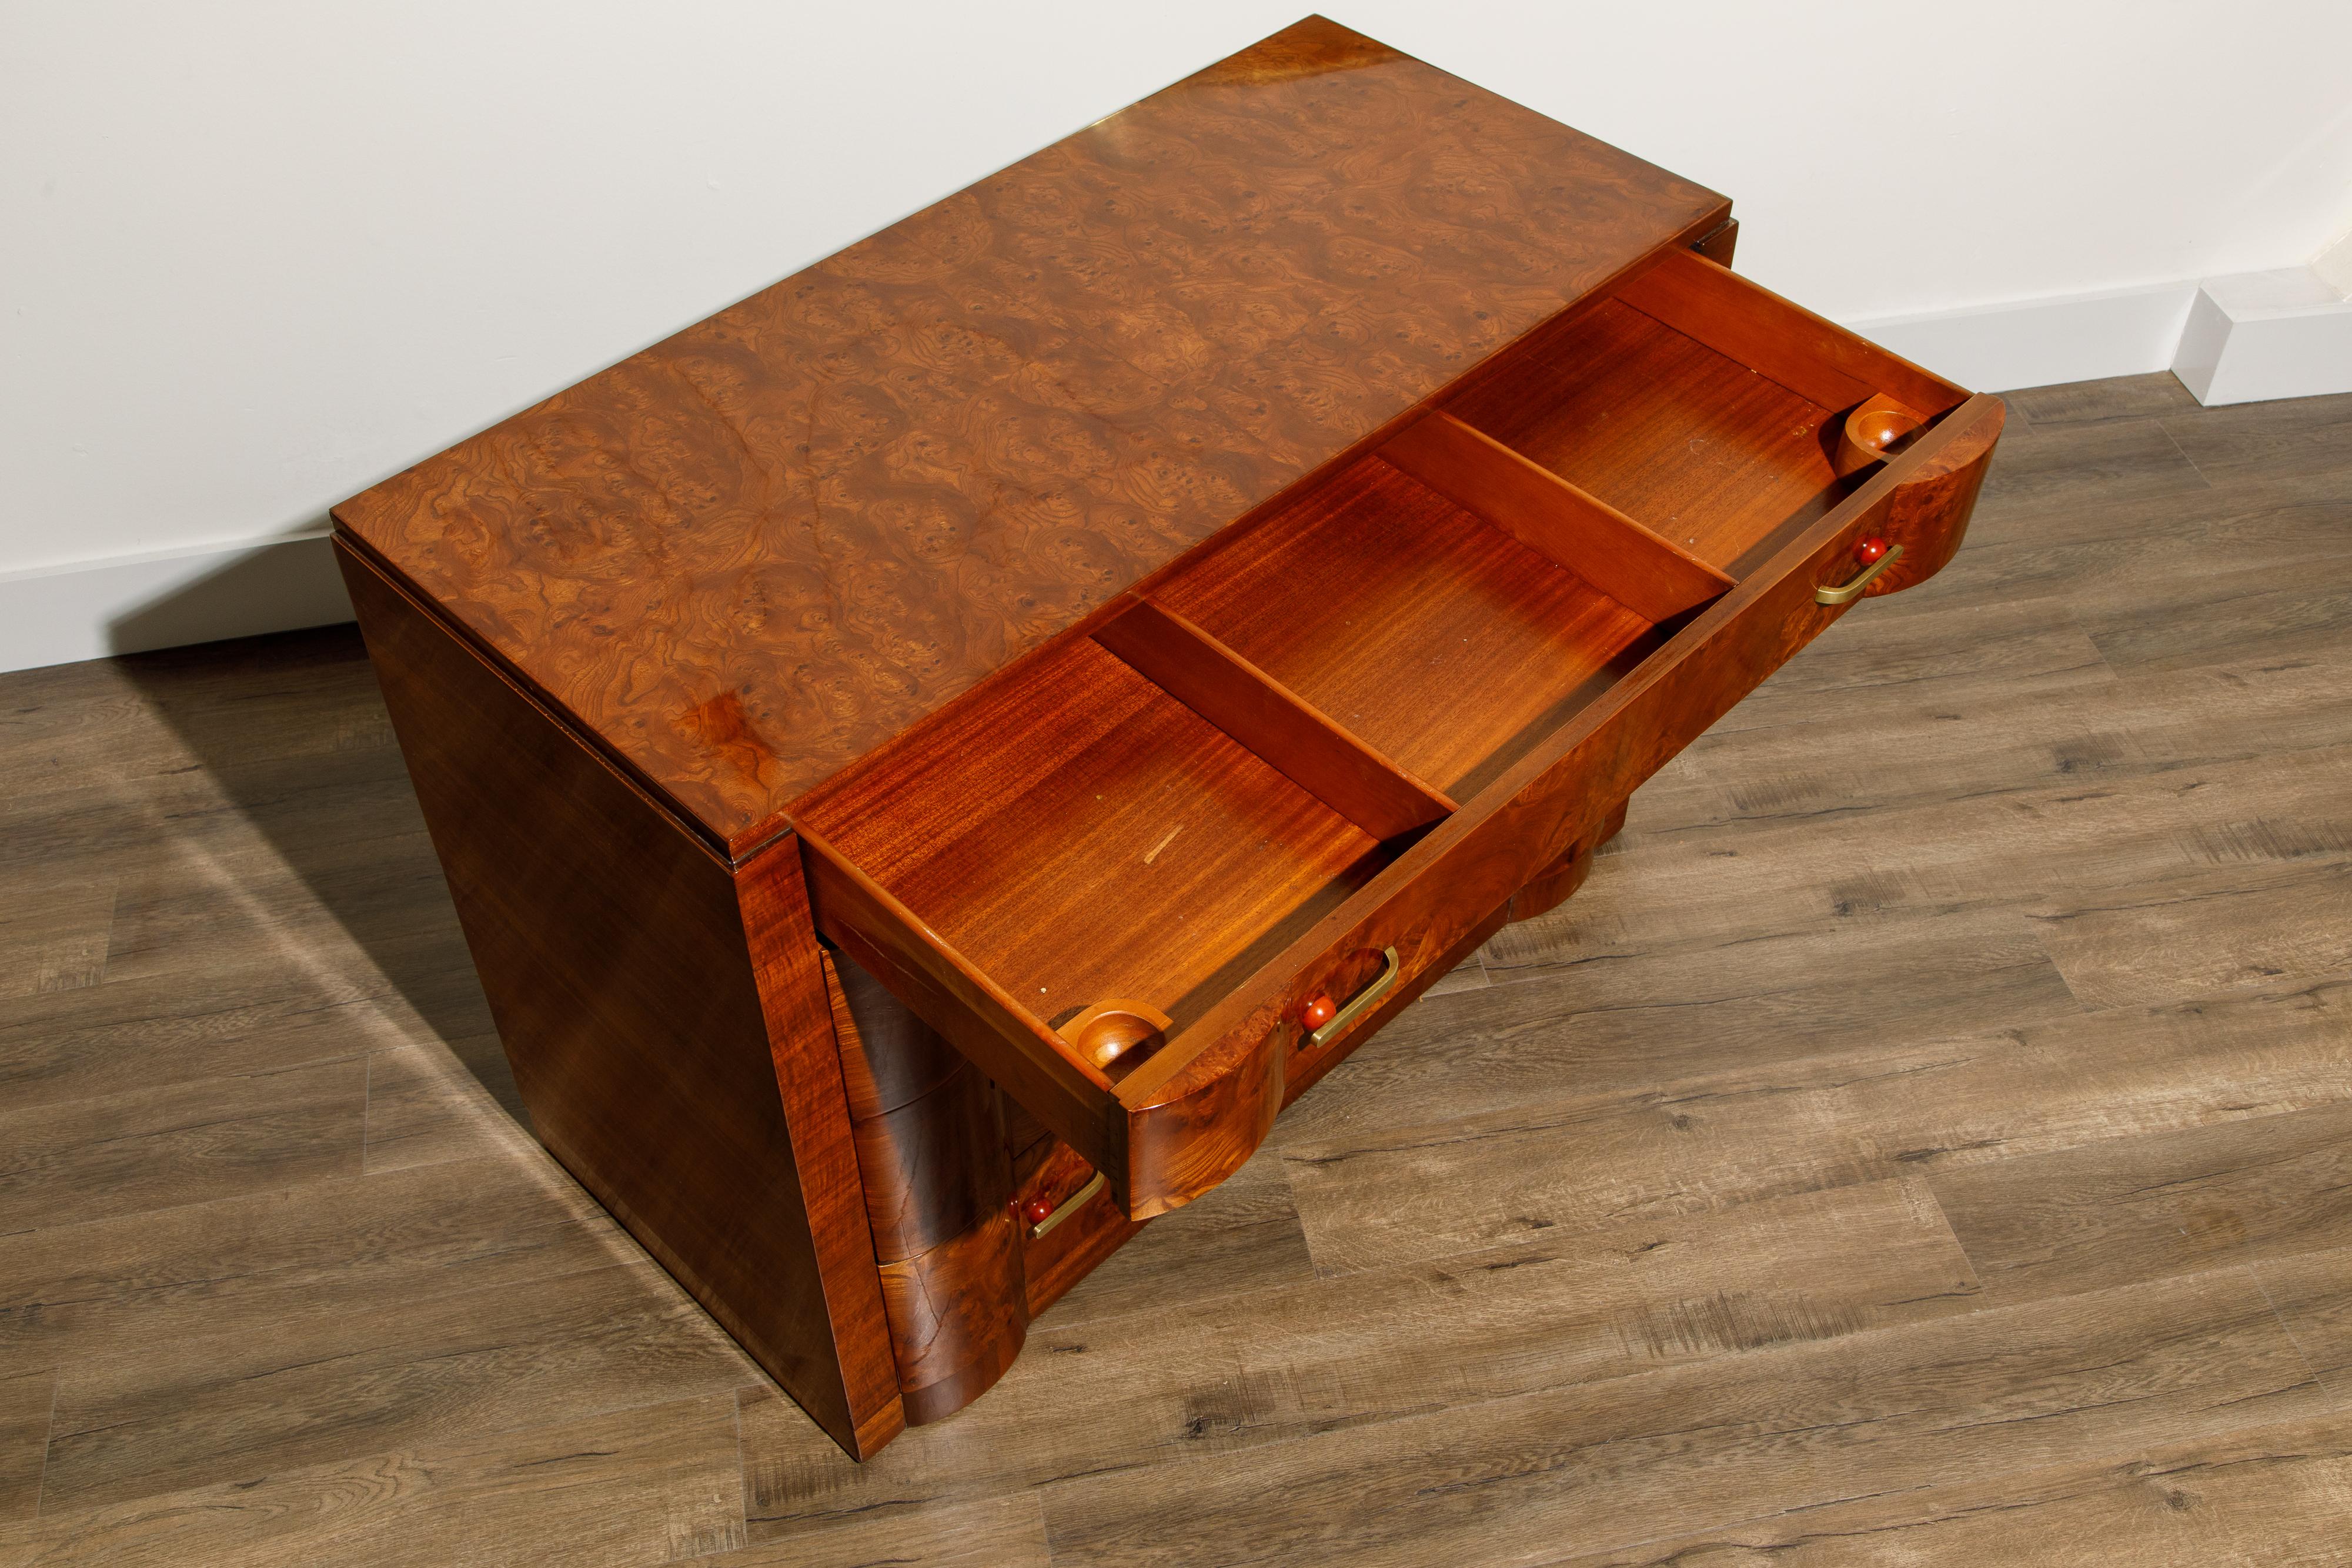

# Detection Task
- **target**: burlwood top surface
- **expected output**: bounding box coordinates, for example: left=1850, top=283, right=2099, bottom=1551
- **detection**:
left=330, top=15, right=1725, bottom=855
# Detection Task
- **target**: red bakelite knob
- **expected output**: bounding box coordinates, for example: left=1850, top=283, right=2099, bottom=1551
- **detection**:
left=1022, top=1196, right=1054, bottom=1225
left=1855, top=536, right=1889, bottom=566
left=1301, top=994, right=1337, bottom=1031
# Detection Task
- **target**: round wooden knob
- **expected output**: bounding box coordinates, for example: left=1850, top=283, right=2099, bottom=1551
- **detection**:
left=1021, top=1196, right=1054, bottom=1225
left=1851, top=412, right=1911, bottom=453
left=1855, top=536, right=1889, bottom=566
left=1301, top=994, right=1337, bottom=1031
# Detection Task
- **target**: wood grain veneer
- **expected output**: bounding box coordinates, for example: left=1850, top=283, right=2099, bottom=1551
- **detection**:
left=1154, top=455, right=1671, bottom=801
left=797, top=635, right=1391, bottom=1040
left=326, top=15, right=2005, bottom=1459
left=330, top=15, right=1729, bottom=856
left=1378, top=410, right=1735, bottom=620
left=1092, top=596, right=1456, bottom=844
left=334, top=543, right=903, bottom=1459
left=1447, top=298, right=1857, bottom=576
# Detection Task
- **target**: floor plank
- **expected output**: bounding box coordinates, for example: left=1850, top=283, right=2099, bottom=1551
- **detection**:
left=0, top=1059, right=368, bottom=1235
left=38, top=1261, right=751, bottom=1514
left=0, top=374, right=2344, bottom=1559
left=1932, top=1101, right=2352, bottom=1305
left=1970, top=415, right=2210, bottom=517
left=1034, top=1268, right=2324, bottom=1567
left=1285, top=977, right=2350, bottom=1275
left=2026, top=854, right=2352, bottom=1008
left=1901, top=469, right=2352, bottom=617
left=0, top=962, right=486, bottom=1116
left=2004, top=369, right=2202, bottom=429
left=0, top=1392, right=743, bottom=1568
left=727, top=1459, right=1051, bottom=1568
left=2251, top=1245, right=2352, bottom=1396
left=0, top=1156, right=628, bottom=1372
left=737, top=1182, right=1980, bottom=1530
left=360, top=1038, right=526, bottom=1174
left=1541, top=1410, right=2352, bottom=1567
left=0, top=874, right=113, bottom=1003
left=1038, top=1155, right=1315, bottom=1332
left=0, top=1368, right=51, bottom=1526
left=2159, top=389, right=2352, bottom=487
left=2071, top=546, right=2352, bottom=676
left=1289, top=905, right=2083, bottom=1149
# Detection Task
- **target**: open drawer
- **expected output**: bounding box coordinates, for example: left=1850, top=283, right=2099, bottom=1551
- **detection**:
left=794, top=248, right=2004, bottom=1220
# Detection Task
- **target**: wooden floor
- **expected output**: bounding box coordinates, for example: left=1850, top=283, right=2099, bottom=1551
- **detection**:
left=2, top=372, right=2348, bottom=1565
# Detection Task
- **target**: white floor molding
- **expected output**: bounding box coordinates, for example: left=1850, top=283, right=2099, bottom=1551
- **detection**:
left=0, top=533, right=352, bottom=675
left=2171, top=266, right=2352, bottom=406
left=1850, top=280, right=2200, bottom=394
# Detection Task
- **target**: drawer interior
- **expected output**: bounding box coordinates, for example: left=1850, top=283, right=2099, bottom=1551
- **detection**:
left=795, top=243, right=1975, bottom=1195
left=1441, top=247, right=1970, bottom=578
left=798, top=634, right=1396, bottom=1061
left=1153, top=456, right=1670, bottom=801
left=1448, top=297, right=1853, bottom=576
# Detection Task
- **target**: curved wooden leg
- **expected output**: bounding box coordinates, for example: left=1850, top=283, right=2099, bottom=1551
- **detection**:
left=1509, top=799, right=1629, bottom=922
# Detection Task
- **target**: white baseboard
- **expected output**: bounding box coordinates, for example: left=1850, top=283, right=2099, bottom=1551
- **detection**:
left=2171, top=267, right=2352, bottom=406
left=2313, top=228, right=2352, bottom=298
left=0, top=532, right=353, bottom=676
left=1847, top=280, right=2201, bottom=394
left=0, top=271, right=2310, bottom=676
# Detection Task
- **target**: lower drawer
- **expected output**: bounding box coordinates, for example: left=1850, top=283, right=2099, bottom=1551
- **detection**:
left=796, top=246, right=2004, bottom=1221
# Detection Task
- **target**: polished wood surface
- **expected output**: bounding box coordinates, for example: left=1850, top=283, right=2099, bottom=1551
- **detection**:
left=1509, top=797, right=1628, bottom=922
left=1091, top=596, right=1456, bottom=843
left=330, top=15, right=1728, bottom=855
left=1156, top=453, right=1668, bottom=800
left=1377, top=409, right=1735, bottom=620
left=1098, top=389, right=2001, bottom=1201
left=771, top=213, right=2005, bottom=1221
left=823, top=947, right=964, bottom=1120
left=332, top=544, right=903, bottom=1459
left=322, top=11, right=2003, bottom=1251
left=846, top=1060, right=1004, bottom=1263
left=316, top=16, right=2017, bottom=1464
left=6, top=373, right=2344, bottom=1561
left=826, top=951, right=1030, bottom=1423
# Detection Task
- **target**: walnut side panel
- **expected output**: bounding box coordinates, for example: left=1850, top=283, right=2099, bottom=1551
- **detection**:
left=336, top=539, right=903, bottom=1459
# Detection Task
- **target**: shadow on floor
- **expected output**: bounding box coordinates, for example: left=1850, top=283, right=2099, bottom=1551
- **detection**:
left=109, top=550, right=525, bottom=1121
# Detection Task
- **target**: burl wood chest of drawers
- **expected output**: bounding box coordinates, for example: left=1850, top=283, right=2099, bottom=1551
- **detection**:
left=332, top=17, right=2005, bottom=1459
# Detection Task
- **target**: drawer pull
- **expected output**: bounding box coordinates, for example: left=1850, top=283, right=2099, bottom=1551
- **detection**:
left=1307, top=946, right=1401, bottom=1049
left=1815, top=541, right=1904, bottom=606
left=1027, top=1172, right=1105, bottom=1240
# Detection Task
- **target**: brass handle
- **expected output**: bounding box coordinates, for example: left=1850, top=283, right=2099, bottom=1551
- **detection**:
left=1309, top=946, right=1401, bottom=1049
left=1028, top=1172, right=1104, bottom=1240
left=1815, top=542, right=1905, bottom=606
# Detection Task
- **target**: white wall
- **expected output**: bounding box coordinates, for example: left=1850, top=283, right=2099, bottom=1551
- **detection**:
left=5, top=1, right=2351, bottom=667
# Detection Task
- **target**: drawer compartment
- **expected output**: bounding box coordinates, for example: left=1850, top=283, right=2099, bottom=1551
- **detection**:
left=796, top=245, right=2003, bottom=1222
left=1149, top=456, right=1681, bottom=803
